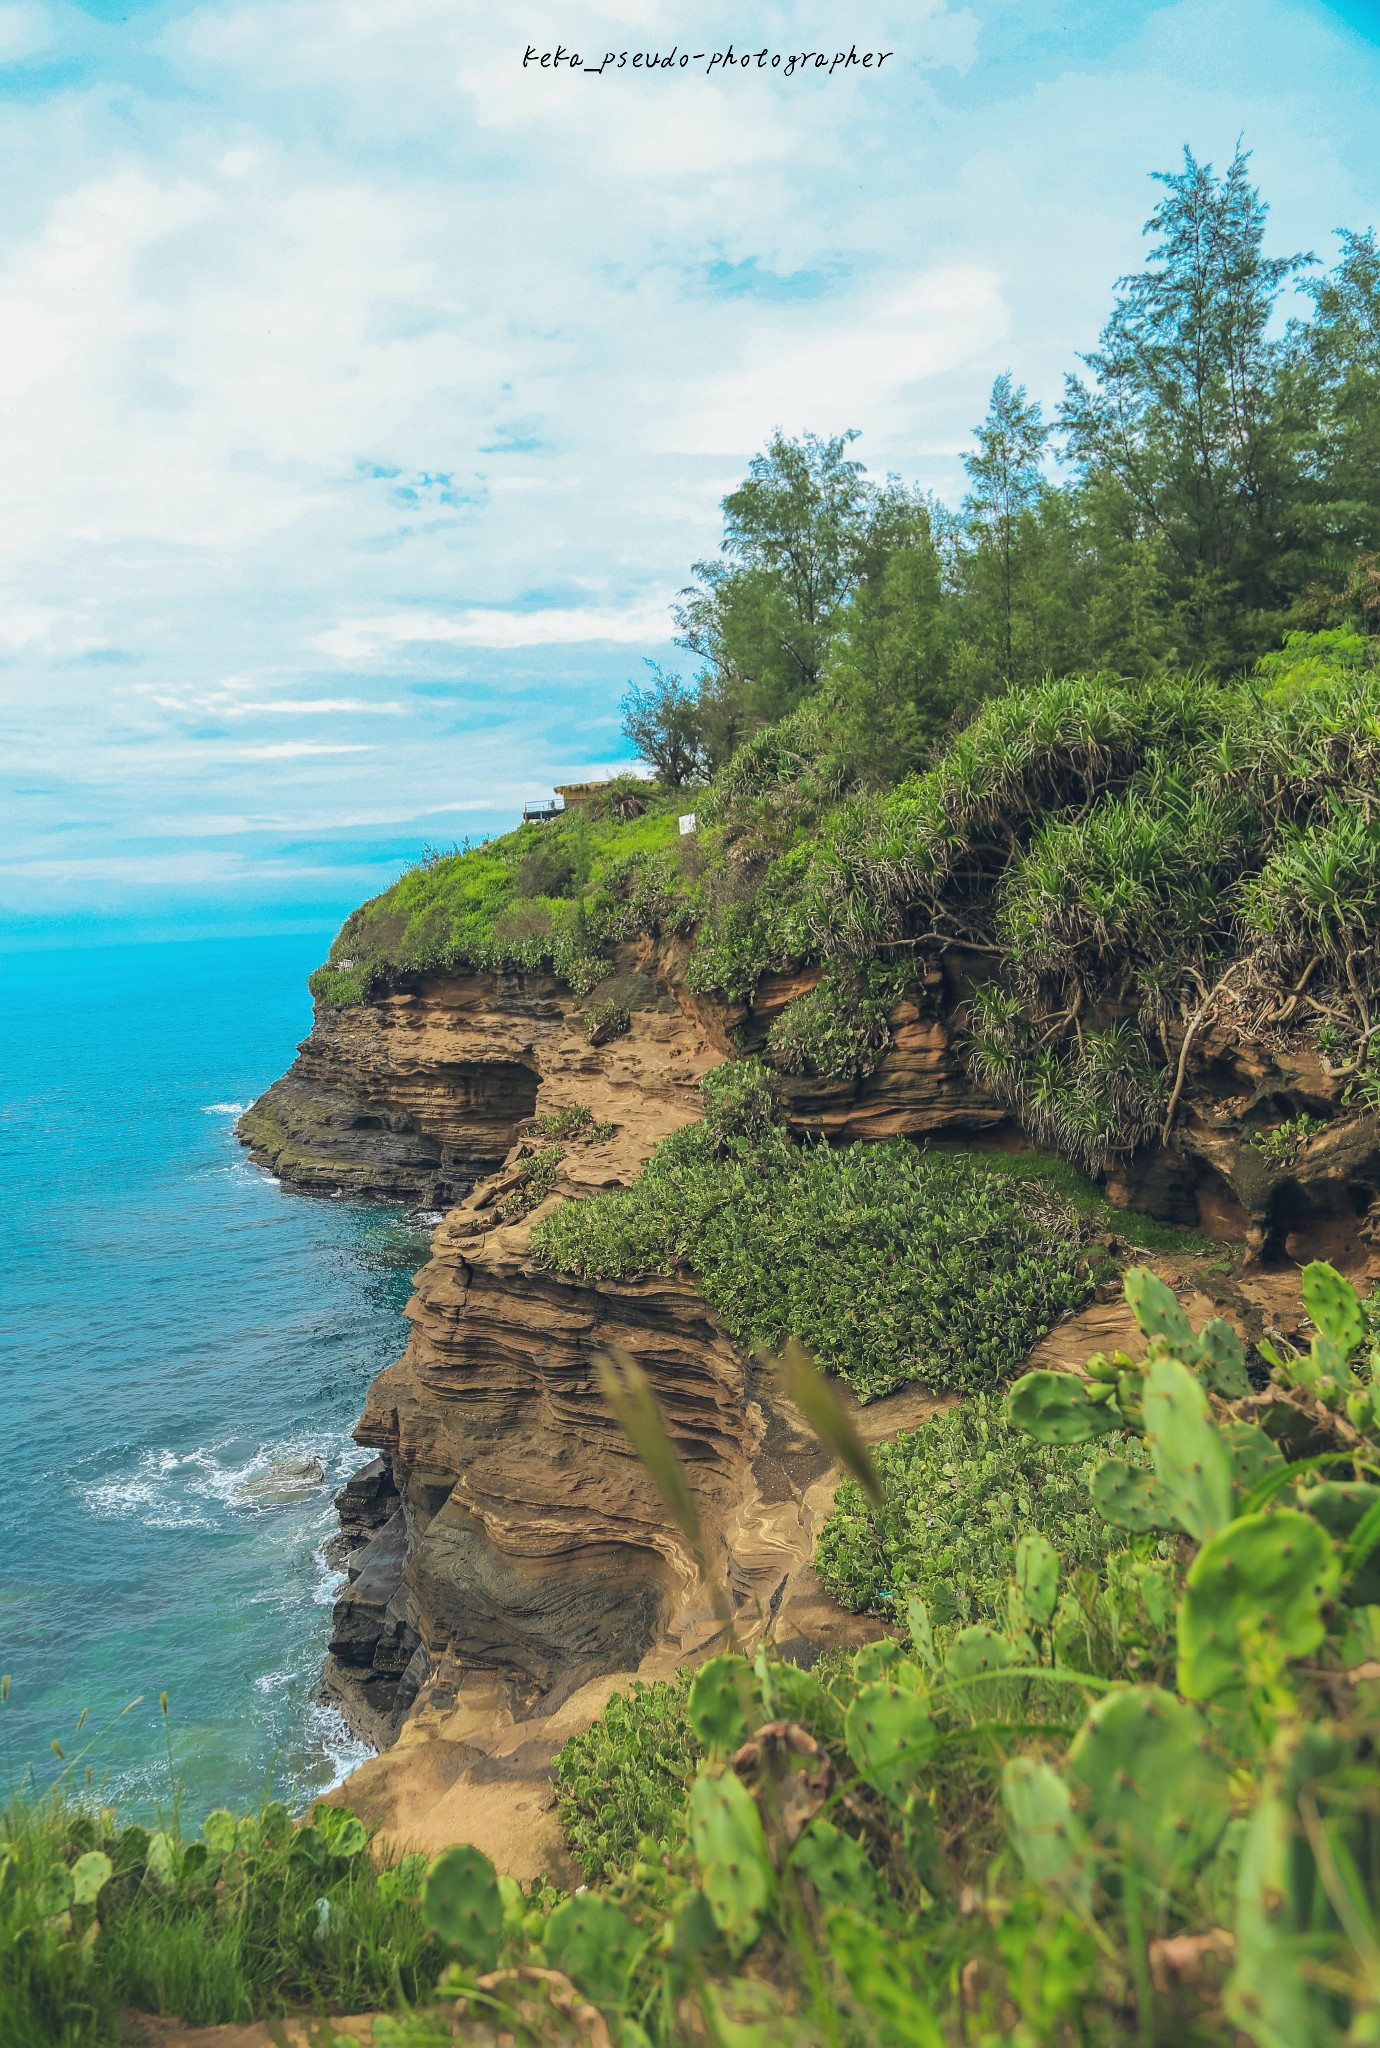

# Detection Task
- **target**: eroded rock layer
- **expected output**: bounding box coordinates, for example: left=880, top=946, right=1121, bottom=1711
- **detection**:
left=241, top=942, right=1380, bottom=1869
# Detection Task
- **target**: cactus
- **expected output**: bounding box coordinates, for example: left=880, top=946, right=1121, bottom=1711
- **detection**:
left=202, top=1810, right=238, bottom=1856
left=69, top=1851, right=112, bottom=1908
left=323, top=1813, right=367, bottom=1859
left=1221, top=1420, right=1284, bottom=1492
left=1296, top=1481, right=1380, bottom=1604
left=1090, top=1457, right=1175, bottom=1532
left=422, top=1843, right=504, bottom=1970
left=1178, top=1508, right=1341, bottom=1704
left=1066, top=1686, right=1227, bottom=1875
left=289, top=1825, right=326, bottom=1870
left=1125, top=1266, right=1194, bottom=1349
left=1224, top=1779, right=1315, bottom=2048
left=1191, top=1316, right=1250, bottom=1398
left=943, top=1626, right=1014, bottom=1689
left=905, top=1597, right=937, bottom=1672
left=687, top=1653, right=755, bottom=1755
left=1302, top=1260, right=1366, bottom=1359
left=145, top=1832, right=177, bottom=1886
left=791, top=1819, right=884, bottom=1911
left=688, top=1766, right=775, bottom=1952
left=1142, top=1355, right=1234, bottom=1541
left=1001, top=1756, right=1092, bottom=1909
left=843, top=1682, right=936, bottom=1800
left=850, top=1638, right=907, bottom=1683
left=1012, top=1533, right=1060, bottom=1630
left=1006, top=1370, right=1120, bottom=1444
left=542, top=1892, right=641, bottom=2008
left=35, top=1865, right=74, bottom=1918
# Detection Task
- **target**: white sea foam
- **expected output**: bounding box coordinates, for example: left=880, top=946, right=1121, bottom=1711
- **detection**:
left=79, top=1433, right=353, bottom=1529
left=202, top=1101, right=248, bottom=1114
left=307, top=1697, right=375, bottom=1792
left=254, top=1667, right=294, bottom=1695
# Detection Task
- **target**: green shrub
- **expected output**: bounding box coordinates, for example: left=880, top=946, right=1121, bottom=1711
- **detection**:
left=584, top=997, right=631, bottom=1044
left=698, top=1055, right=780, bottom=1145
left=529, top=1101, right=616, bottom=1143
left=553, top=1677, right=696, bottom=1881
left=766, top=960, right=909, bottom=1082
left=308, top=800, right=686, bottom=1008
left=531, top=1119, right=1092, bottom=1400
left=495, top=1143, right=563, bottom=1221
left=814, top=1397, right=1139, bottom=1622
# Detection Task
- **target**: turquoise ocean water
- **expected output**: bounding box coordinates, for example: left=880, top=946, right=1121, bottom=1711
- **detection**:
left=0, top=935, right=429, bottom=1818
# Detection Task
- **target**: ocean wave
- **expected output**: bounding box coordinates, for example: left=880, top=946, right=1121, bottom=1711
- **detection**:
left=78, top=1435, right=355, bottom=1529
left=307, top=1697, right=375, bottom=1793
left=201, top=1101, right=248, bottom=1115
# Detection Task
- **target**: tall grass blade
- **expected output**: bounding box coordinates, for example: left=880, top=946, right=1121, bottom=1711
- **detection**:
left=765, top=1339, right=883, bottom=1509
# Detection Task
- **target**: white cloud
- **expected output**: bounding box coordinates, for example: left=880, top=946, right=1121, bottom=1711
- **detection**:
left=2, top=0, right=1379, bottom=916
left=220, top=741, right=373, bottom=759
left=316, top=600, right=678, bottom=659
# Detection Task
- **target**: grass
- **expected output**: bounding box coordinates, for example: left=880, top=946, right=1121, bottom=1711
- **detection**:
left=309, top=789, right=694, bottom=1008
left=959, top=1145, right=1215, bottom=1254
left=0, top=1769, right=437, bottom=2046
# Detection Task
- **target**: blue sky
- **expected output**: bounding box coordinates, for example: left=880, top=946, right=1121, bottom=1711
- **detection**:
left=2, top=0, right=1379, bottom=946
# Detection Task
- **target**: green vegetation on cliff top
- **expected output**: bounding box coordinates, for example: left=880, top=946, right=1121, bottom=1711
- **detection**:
left=310, top=145, right=1380, bottom=1188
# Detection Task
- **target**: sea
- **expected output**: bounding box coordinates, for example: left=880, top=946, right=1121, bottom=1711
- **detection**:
left=0, top=933, right=433, bottom=1820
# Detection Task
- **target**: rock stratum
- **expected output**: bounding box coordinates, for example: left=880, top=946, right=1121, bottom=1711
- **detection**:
left=239, top=941, right=1380, bottom=1873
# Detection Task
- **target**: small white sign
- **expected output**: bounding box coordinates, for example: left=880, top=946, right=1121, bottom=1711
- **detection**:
left=679, top=813, right=697, bottom=835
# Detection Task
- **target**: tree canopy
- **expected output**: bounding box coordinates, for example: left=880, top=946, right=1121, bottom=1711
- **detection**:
left=621, top=145, right=1380, bottom=787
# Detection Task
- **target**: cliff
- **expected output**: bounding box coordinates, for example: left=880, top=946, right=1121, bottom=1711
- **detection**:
left=240, top=939, right=1380, bottom=1871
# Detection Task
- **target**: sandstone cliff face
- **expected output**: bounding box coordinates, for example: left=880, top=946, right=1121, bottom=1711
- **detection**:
left=289, top=946, right=965, bottom=1754
left=238, top=947, right=1001, bottom=1206
left=240, top=943, right=1380, bottom=1868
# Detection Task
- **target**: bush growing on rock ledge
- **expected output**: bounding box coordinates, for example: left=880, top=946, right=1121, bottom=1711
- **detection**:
left=814, top=1395, right=1146, bottom=1622
left=530, top=1070, right=1094, bottom=1400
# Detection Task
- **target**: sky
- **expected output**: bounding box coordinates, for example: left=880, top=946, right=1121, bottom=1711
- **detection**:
left=1, top=0, right=1379, bottom=947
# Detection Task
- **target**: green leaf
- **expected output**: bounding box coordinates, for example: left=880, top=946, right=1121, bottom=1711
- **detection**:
left=943, top=1625, right=1014, bottom=1689
left=1226, top=1782, right=1321, bottom=2048
left=1191, top=1317, right=1250, bottom=1398
left=844, top=1682, right=936, bottom=1799
left=1221, top=1421, right=1285, bottom=1494
left=1179, top=1509, right=1341, bottom=1704
left=202, top=1810, right=238, bottom=1856
left=688, top=1767, right=775, bottom=1952
left=36, top=1865, right=74, bottom=1917
left=1301, top=1260, right=1365, bottom=1358
left=687, top=1654, right=754, bottom=1754
left=1125, top=1266, right=1194, bottom=1348
left=1090, top=1457, right=1176, bottom=1533
left=1014, top=1533, right=1060, bottom=1629
left=1001, top=1756, right=1092, bottom=1911
left=542, top=1893, right=641, bottom=2009
left=1296, top=1481, right=1380, bottom=1604
left=1006, top=1370, right=1119, bottom=1445
left=422, top=1844, right=503, bottom=1970
left=69, top=1852, right=113, bottom=1908
left=1067, top=1688, right=1228, bottom=1877
left=327, top=1815, right=368, bottom=1860
left=1143, top=1355, right=1234, bottom=1541
left=791, top=1821, right=883, bottom=1912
